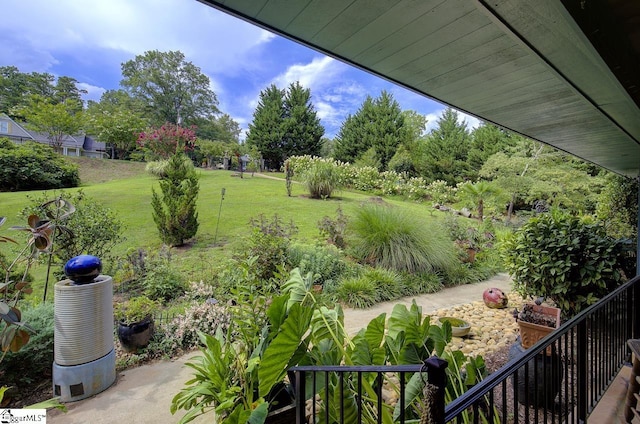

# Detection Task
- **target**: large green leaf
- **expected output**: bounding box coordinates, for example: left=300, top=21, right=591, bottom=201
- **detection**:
left=259, top=303, right=313, bottom=397
left=282, top=267, right=314, bottom=310
left=387, top=302, right=424, bottom=345
left=265, top=294, right=289, bottom=337
left=310, top=305, right=345, bottom=348
left=392, top=371, right=425, bottom=421
left=429, top=322, right=452, bottom=356
left=349, top=314, right=387, bottom=365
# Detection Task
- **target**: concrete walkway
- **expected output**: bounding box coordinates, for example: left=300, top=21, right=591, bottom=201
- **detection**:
left=47, top=274, right=512, bottom=423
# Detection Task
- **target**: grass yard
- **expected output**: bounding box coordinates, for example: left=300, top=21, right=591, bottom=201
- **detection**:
left=0, top=159, right=450, bottom=299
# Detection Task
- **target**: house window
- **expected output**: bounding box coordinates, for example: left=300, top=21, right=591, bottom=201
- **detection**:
left=0, top=121, right=8, bottom=133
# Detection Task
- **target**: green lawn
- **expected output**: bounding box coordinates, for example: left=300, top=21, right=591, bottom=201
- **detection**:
left=1, top=166, right=442, bottom=253
left=0, top=160, right=446, bottom=297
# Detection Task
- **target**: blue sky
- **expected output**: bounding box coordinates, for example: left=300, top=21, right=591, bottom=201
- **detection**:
left=0, top=0, right=481, bottom=139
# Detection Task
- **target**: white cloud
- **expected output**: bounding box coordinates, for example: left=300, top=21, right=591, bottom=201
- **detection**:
left=77, top=82, right=106, bottom=103
left=0, top=0, right=273, bottom=74
left=424, top=108, right=483, bottom=133
left=271, top=56, right=340, bottom=92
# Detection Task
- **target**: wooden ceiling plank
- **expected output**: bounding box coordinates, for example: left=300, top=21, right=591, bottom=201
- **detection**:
left=256, top=0, right=310, bottom=29
left=390, top=28, right=510, bottom=83
left=285, top=0, right=354, bottom=39
left=353, top=0, right=478, bottom=65
left=369, top=8, right=489, bottom=72
left=333, top=0, right=446, bottom=58
left=420, top=49, right=536, bottom=94
left=308, top=0, right=399, bottom=50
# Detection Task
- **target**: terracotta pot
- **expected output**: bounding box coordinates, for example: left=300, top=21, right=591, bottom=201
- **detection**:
left=517, top=304, right=561, bottom=355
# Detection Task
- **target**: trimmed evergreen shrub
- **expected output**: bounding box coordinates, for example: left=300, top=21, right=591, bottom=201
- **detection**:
left=0, top=139, right=79, bottom=191
left=151, top=153, right=199, bottom=246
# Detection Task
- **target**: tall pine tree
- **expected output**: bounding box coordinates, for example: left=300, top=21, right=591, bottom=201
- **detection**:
left=418, top=108, right=471, bottom=184
left=333, top=90, right=408, bottom=170
left=246, top=82, right=324, bottom=170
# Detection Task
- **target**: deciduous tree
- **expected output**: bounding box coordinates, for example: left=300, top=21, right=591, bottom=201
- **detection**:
left=16, top=95, right=84, bottom=152
left=120, top=50, right=218, bottom=126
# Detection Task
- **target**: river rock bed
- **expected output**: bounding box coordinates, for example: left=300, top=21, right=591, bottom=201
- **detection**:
left=429, top=292, right=526, bottom=359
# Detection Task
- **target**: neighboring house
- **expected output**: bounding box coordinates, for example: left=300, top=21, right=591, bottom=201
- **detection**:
left=0, top=113, right=107, bottom=158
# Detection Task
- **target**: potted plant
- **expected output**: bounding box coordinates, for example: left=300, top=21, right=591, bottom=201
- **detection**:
left=511, top=301, right=563, bottom=407
left=114, top=295, right=158, bottom=353
left=514, top=302, right=561, bottom=352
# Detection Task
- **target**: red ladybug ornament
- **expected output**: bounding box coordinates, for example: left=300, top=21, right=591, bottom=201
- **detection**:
left=483, top=288, right=508, bottom=309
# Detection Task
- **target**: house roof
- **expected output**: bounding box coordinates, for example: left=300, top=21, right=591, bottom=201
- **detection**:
left=198, top=0, right=640, bottom=177
left=0, top=114, right=106, bottom=153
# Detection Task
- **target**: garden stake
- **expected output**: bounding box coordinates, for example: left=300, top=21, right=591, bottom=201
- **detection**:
left=213, top=187, right=225, bottom=245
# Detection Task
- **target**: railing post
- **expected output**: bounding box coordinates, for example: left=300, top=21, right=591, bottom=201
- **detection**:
left=294, top=369, right=306, bottom=424
left=423, top=356, right=448, bottom=424
left=577, top=320, right=589, bottom=423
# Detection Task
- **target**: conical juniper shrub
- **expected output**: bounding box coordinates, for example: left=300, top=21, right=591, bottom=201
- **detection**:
left=347, top=204, right=458, bottom=275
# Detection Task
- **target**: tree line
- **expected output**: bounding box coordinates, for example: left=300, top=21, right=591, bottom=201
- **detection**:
left=1, top=49, right=636, bottom=230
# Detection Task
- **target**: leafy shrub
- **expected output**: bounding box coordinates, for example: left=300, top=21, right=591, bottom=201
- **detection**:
left=334, top=276, right=378, bottom=308
left=114, top=246, right=185, bottom=300
left=143, top=263, right=188, bottom=303
left=302, top=161, right=342, bottom=199
left=236, top=214, right=297, bottom=281
left=287, top=242, right=347, bottom=287
left=317, top=206, right=349, bottom=248
left=114, top=295, right=159, bottom=323
left=162, top=302, right=231, bottom=352
left=151, top=153, right=199, bottom=246
left=0, top=140, right=79, bottom=191
left=348, top=204, right=458, bottom=274
left=502, top=210, right=629, bottom=316
left=23, top=190, right=125, bottom=275
left=1, top=302, right=54, bottom=387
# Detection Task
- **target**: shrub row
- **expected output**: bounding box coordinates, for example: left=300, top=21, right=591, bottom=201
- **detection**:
left=0, top=139, right=79, bottom=191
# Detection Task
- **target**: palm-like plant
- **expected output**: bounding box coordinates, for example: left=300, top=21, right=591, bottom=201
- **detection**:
left=459, top=180, right=500, bottom=222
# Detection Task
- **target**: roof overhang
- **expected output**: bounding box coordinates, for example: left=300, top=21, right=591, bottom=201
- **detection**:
left=198, top=0, right=640, bottom=177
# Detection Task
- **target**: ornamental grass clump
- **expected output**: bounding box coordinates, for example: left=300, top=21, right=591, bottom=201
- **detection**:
left=302, top=161, right=342, bottom=199
left=348, top=204, right=458, bottom=274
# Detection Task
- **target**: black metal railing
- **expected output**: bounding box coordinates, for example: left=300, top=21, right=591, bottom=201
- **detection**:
left=446, top=274, right=640, bottom=423
left=289, top=357, right=448, bottom=423
left=290, top=274, right=640, bottom=423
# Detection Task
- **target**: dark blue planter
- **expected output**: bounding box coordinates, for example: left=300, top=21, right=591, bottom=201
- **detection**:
left=64, top=255, right=102, bottom=284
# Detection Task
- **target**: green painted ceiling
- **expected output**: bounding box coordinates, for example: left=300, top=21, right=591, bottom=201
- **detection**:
left=199, top=0, right=640, bottom=177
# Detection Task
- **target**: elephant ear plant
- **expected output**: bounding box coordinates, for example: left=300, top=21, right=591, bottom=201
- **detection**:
left=0, top=197, right=74, bottom=410
left=172, top=268, right=493, bottom=424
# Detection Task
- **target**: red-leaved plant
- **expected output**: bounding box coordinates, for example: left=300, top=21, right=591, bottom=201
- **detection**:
left=137, top=122, right=197, bottom=159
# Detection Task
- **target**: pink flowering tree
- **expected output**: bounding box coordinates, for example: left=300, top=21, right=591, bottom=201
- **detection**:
left=137, top=123, right=197, bottom=160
